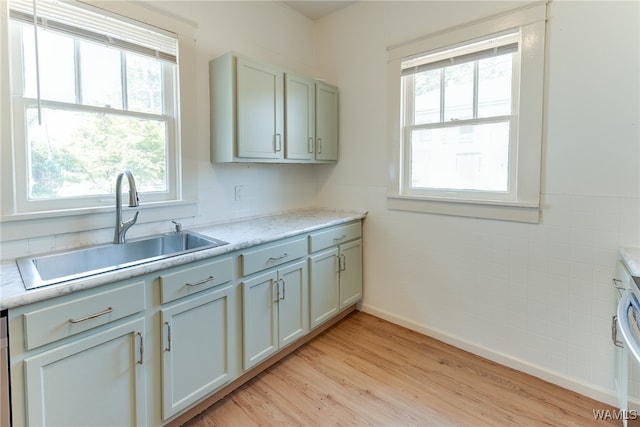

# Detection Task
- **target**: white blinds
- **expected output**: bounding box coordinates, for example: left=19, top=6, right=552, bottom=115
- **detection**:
left=401, top=31, right=519, bottom=77
left=9, top=0, right=177, bottom=63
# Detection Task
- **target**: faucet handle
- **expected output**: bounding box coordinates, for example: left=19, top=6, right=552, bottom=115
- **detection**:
left=172, top=220, right=182, bottom=233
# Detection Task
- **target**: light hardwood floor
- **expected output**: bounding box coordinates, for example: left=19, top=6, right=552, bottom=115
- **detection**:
left=183, top=311, right=627, bottom=426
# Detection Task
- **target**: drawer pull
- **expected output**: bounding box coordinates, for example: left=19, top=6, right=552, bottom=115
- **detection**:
left=333, top=235, right=347, bottom=242
left=186, top=276, right=215, bottom=287
left=69, top=307, right=113, bottom=324
left=268, top=253, right=288, bottom=262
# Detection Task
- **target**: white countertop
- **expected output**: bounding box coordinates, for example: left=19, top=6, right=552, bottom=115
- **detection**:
left=0, top=208, right=367, bottom=310
left=620, top=247, right=640, bottom=277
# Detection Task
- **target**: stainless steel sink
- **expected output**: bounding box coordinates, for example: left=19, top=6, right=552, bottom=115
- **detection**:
left=16, top=231, right=228, bottom=290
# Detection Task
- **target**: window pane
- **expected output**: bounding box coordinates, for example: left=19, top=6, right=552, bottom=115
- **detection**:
left=413, top=70, right=440, bottom=124
left=410, top=121, right=510, bottom=192
left=478, top=54, right=513, bottom=118
left=126, top=53, right=163, bottom=114
left=22, top=26, right=76, bottom=103
left=444, top=62, right=473, bottom=121
left=80, top=41, right=123, bottom=109
left=26, top=107, right=167, bottom=200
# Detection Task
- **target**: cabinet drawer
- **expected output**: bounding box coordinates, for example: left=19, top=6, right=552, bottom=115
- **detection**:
left=160, top=256, right=233, bottom=304
left=239, top=238, right=307, bottom=277
left=24, top=281, right=145, bottom=350
left=309, top=222, right=361, bottom=253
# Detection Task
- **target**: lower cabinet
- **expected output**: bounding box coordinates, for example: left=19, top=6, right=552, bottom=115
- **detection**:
left=309, top=222, right=363, bottom=329
left=24, top=317, right=147, bottom=426
left=8, top=219, right=362, bottom=426
left=242, top=259, right=308, bottom=370
left=160, top=284, right=234, bottom=420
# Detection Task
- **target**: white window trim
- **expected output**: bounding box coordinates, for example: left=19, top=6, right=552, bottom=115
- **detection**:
left=387, top=2, right=547, bottom=223
left=0, top=0, right=198, bottom=234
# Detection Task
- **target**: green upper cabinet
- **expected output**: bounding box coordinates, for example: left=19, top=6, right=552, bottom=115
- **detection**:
left=285, top=73, right=315, bottom=161
left=210, top=52, right=338, bottom=163
left=315, top=81, right=339, bottom=162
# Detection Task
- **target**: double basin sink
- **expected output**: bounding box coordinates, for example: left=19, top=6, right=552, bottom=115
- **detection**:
left=16, top=231, right=228, bottom=290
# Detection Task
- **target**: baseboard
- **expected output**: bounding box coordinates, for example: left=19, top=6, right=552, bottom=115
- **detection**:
left=360, top=303, right=622, bottom=408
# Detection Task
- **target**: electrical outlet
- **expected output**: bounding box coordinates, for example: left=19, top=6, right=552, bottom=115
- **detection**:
left=234, top=185, right=243, bottom=201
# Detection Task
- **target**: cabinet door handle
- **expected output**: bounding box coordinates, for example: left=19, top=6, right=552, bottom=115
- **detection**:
left=280, top=278, right=286, bottom=300
left=308, top=137, right=314, bottom=154
left=69, top=306, right=113, bottom=324
left=186, top=276, right=215, bottom=287
left=137, top=332, right=144, bottom=365
left=333, top=235, right=347, bottom=242
left=268, top=253, right=288, bottom=262
left=612, top=315, right=624, bottom=348
left=164, top=321, right=172, bottom=352
left=317, top=137, right=322, bottom=154
left=273, top=279, right=280, bottom=303
left=340, top=253, right=346, bottom=272
left=613, top=278, right=625, bottom=291
left=275, top=133, right=282, bottom=152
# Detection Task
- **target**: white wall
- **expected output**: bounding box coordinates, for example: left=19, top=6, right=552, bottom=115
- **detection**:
left=314, top=0, right=640, bottom=404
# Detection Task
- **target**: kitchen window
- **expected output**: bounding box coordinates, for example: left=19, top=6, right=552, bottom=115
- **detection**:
left=387, top=3, right=547, bottom=223
left=7, top=0, right=180, bottom=213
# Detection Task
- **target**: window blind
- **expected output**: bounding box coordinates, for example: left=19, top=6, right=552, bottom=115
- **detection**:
left=9, top=0, right=177, bottom=63
left=401, top=31, right=518, bottom=77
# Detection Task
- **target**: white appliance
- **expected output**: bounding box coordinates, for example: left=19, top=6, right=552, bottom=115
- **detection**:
left=614, top=248, right=640, bottom=426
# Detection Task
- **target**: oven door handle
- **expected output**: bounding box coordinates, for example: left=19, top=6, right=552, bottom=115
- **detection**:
left=617, top=293, right=640, bottom=365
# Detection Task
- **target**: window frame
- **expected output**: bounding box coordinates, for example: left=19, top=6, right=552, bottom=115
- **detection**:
left=387, top=2, right=547, bottom=223
left=4, top=0, right=184, bottom=216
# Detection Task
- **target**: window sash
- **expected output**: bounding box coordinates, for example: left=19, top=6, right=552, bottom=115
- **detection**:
left=9, top=5, right=179, bottom=213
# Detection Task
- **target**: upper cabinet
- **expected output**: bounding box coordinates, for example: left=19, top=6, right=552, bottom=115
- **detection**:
left=210, top=52, right=338, bottom=164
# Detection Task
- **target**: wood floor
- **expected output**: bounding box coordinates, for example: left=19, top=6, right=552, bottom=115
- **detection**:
left=183, top=311, right=625, bottom=426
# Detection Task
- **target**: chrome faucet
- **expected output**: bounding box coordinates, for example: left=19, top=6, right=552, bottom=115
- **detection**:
left=113, top=169, right=140, bottom=244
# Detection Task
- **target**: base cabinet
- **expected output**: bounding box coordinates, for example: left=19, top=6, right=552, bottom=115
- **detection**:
left=242, top=259, right=308, bottom=370
left=160, top=285, right=234, bottom=420
left=24, top=317, right=147, bottom=426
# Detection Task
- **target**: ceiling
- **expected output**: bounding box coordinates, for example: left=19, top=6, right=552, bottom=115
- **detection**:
left=280, top=1, right=357, bottom=20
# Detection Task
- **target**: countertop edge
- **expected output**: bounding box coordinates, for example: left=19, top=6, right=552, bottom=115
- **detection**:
left=1, top=208, right=367, bottom=310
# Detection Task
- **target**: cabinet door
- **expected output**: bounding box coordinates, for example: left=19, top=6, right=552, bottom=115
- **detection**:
left=339, top=239, right=363, bottom=309
left=24, top=317, right=146, bottom=426
left=242, top=271, right=278, bottom=370
left=285, top=74, right=315, bottom=160
left=315, top=81, right=338, bottom=162
left=237, top=57, right=283, bottom=159
left=309, top=247, right=340, bottom=329
left=161, top=286, right=233, bottom=420
left=277, top=259, right=308, bottom=348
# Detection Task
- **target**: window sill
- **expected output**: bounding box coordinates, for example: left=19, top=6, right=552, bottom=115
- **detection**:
left=0, top=200, right=198, bottom=241
left=387, top=194, right=540, bottom=223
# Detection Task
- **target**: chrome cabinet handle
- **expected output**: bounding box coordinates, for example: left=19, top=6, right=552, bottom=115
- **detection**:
left=612, top=315, right=624, bottom=348
left=333, top=235, right=347, bottom=242
left=340, top=253, right=346, bottom=272
left=308, top=137, right=314, bottom=153
left=69, top=307, right=113, bottom=324
left=164, top=321, right=172, bottom=352
left=186, top=275, right=214, bottom=287
left=275, top=134, right=282, bottom=152
left=137, top=332, right=144, bottom=365
left=268, top=253, right=288, bottom=262
left=317, top=137, right=322, bottom=154
left=613, top=278, right=625, bottom=291
left=280, top=278, right=286, bottom=300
